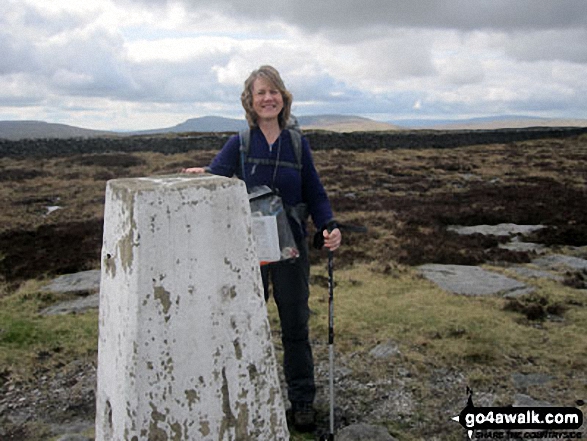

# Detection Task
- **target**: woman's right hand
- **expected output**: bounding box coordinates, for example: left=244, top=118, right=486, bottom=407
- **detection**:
left=181, top=167, right=206, bottom=174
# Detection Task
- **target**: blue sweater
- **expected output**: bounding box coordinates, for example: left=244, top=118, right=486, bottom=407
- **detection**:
left=208, top=128, right=334, bottom=240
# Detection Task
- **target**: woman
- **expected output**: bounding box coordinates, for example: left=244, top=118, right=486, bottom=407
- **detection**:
left=183, top=65, right=341, bottom=432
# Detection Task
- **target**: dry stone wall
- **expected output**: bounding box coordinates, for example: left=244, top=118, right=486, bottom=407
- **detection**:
left=1, top=127, right=586, bottom=158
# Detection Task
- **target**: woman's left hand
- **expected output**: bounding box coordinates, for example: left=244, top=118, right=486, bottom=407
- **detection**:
left=181, top=167, right=206, bottom=174
left=323, top=228, right=342, bottom=251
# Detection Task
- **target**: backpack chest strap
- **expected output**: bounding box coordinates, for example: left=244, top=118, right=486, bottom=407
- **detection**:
left=239, top=127, right=303, bottom=180
left=244, top=156, right=302, bottom=170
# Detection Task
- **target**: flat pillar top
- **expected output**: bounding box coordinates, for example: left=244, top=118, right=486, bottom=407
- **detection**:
left=107, top=174, right=238, bottom=192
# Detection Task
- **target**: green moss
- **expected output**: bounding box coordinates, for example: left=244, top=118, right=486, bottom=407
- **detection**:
left=0, top=281, right=98, bottom=380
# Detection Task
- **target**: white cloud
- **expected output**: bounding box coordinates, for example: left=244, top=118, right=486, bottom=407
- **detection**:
left=158, top=0, right=587, bottom=34
left=126, top=37, right=236, bottom=63
left=1, top=0, right=587, bottom=129
left=0, top=73, right=50, bottom=106
left=500, top=29, right=587, bottom=63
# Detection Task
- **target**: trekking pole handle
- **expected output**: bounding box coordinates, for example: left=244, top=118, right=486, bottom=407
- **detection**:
left=313, top=220, right=337, bottom=250
left=337, top=222, right=367, bottom=233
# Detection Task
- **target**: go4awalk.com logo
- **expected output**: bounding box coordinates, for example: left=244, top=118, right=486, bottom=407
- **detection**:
left=452, top=388, right=584, bottom=439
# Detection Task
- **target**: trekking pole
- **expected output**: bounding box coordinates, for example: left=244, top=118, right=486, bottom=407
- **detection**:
left=327, top=248, right=335, bottom=441
left=315, top=223, right=367, bottom=441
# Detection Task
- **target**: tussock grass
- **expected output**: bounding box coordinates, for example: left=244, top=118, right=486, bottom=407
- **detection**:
left=0, top=150, right=217, bottom=235
left=0, top=280, right=98, bottom=382
left=302, top=262, right=587, bottom=373
left=266, top=262, right=587, bottom=438
left=1, top=262, right=586, bottom=439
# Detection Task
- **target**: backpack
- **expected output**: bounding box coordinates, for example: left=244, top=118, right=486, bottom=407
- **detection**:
left=238, top=116, right=308, bottom=230
left=238, top=116, right=303, bottom=181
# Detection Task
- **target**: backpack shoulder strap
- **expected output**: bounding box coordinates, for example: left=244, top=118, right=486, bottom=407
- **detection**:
left=287, top=128, right=303, bottom=171
left=239, top=127, right=303, bottom=177
left=239, top=129, right=250, bottom=152
left=238, top=129, right=251, bottom=179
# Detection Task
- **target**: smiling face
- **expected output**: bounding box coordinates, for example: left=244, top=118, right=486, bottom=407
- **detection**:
left=251, top=77, right=284, bottom=125
left=241, top=65, right=292, bottom=129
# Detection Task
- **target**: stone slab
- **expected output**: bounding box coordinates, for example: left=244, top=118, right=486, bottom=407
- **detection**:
left=511, top=373, right=554, bottom=390
left=509, top=266, right=564, bottom=282
left=337, top=423, right=397, bottom=441
left=369, top=341, right=401, bottom=359
left=42, top=270, right=101, bottom=295
left=533, top=254, right=587, bottom=271
left=418, top=264, right=532, bottom=296
left=40, top=294, right=99, bottom=316
left=448, top=224, right=545, bottom=237
left=499, top=239, right=546, bottom=253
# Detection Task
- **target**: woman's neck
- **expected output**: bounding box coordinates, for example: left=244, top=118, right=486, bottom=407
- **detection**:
left=257, top=119, right=282, bottom=145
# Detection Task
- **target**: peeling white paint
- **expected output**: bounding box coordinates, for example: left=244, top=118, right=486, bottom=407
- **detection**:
left=96, top=174, right=289, bottom=440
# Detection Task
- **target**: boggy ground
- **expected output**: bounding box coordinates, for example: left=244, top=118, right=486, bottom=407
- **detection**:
left=1, top=135, right=587, bottom=286
left=1, top=134, right=587, bottom=440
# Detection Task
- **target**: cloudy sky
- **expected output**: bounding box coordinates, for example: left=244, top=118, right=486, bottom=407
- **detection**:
left=1, top=0, right=586, bottom=130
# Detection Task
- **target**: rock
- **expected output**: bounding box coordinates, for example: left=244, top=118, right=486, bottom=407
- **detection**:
left=42, top=270, right=101, bottom=295
left=40, top=294, right=99, bottom=316
left=509, top=266, right=564, bottom=282
left=447, top=223, right=545, bottom=237
left=511, top=373, right=554, bottom=390
left=459, top=173, right=482, bottom=182
left=533, top=254, right=587, bottom=271
left=418, top=264, right=533, bottom=296
left=335, top=366, right=354, bottom=379
left=54, top=435, right=92, bottom=441
left=513, top=393, right=553, bottom=407
left=45, top=205, right=62, bottom=215
left=336, top=423, right=397, bottom=441
left=40, top=270, right=101, bottom=315
left=499, top=237, right=546, bottom=253
left=369, top=341, right=401, bottom=359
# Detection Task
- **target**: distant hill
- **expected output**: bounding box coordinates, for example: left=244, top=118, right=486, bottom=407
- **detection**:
left=3, top=114, right=587, bottom=140
left=130, top=116, right=248, bottom=135
left=132, top=114, right=400, bottom=135
left=298, top=115, right=400, bottom=132
left=0, top=115, right=400, bottom=140
left=393, top=115, right=587, bottom=130
left=0, top=121, right=115, bottom=140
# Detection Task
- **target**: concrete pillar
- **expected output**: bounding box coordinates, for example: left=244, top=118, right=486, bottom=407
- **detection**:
left=95, top=175, right=289, bottom=441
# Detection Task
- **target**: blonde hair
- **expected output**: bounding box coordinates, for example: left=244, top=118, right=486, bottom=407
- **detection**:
left=241, top=65, right=293, bottom=130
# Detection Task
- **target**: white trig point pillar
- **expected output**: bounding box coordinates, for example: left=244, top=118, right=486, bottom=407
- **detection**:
left=95, top=175, right=289, bottom=441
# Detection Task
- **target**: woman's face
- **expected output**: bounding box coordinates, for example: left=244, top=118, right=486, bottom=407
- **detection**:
left=251, top=77, right=284, bottom=124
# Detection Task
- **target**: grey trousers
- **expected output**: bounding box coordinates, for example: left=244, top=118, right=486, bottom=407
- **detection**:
left=261, top=239, right=316, bottom=404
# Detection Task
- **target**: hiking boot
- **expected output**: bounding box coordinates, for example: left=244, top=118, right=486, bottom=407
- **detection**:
left=288, top=401, right=316, bottom=432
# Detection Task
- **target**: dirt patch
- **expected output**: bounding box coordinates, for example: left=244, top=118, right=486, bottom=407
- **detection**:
left=0, top=168, right=51, bottom=182
left=528, top=225, right=587, bottom=247
left=0, top=220, right=102, bottom=286
left=503, top=293, right=571, bottom=323
left=62, top=152, right=146, bottom=168
left=562, top=269, right=587, bottom=289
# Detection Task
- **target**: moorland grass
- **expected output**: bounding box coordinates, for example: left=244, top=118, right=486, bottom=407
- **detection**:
left=1, top=262, right=586, bottom=439
left=269, top=262, right=587, bottom=439
left=0, top=280, right=98, bottom=382
left=2, top=263, right=586, bottom=382
left=2, top=138, right=587, bottom=439
left=302, top=263, right=587, bottom=370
